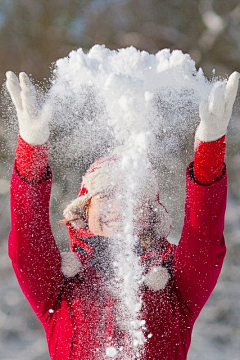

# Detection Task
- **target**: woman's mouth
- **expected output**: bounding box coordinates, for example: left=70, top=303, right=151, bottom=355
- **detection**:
left=101, top=217, right=120, bottom=227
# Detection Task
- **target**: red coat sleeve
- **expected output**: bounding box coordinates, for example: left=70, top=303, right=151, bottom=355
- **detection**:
left=173, top=163, right=227, bottom=319
left=193, top=135, right=226, bottom=185
left=8, top=163, right=64, bottom=323
left=16, top=134, right=49, bottom=183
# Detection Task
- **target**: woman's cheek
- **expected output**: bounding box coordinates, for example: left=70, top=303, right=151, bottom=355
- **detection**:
left=88, top=204, right=103, bottom=235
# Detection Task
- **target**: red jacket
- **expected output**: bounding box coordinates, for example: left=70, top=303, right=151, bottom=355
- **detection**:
left=9, top=160, right=227, bottom=360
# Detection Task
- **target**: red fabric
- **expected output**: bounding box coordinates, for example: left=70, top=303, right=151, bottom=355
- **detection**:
left=193, top=135, right=226, bottom=185
left=78, top=156, right=118, bottom=196
left=9, top=162, right=227, bottom=360
left=15, top=135, right=48, bottom=183
left=15, top=133, right=226, bottom=187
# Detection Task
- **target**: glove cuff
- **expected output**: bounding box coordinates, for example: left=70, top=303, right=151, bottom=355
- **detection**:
left=195, top=123, right=227, bottom=142
left=19, top=125, right=50, bottom=145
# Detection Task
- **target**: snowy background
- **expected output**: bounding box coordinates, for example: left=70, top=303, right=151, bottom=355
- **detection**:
left=1, top=1, right=240, bottom=359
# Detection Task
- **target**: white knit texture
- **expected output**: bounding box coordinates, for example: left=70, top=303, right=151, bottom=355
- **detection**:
left=6, top=71, right=51, bottom=145
left=60, top=252, right=82, bottom=278
left=144, top=266, right=170, bottom=291
left=196, top=72, right=239, bottom=142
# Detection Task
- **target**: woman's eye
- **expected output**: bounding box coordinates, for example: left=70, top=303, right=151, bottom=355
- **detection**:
left=96, top=192, right=114, bottom=200
left=98, top=194, right=108, bottom=200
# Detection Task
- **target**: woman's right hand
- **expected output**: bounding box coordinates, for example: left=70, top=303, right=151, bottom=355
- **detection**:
left=6, top=71, right=51, bottom=145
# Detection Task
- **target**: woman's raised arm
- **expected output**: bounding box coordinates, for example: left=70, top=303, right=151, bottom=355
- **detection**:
left=7, top=72, right=64, bottom=323
left=173, top=72, right=239, bottom=319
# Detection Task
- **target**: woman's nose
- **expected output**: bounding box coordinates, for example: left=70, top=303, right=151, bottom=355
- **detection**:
left=101, top=199, right=120, bottom=219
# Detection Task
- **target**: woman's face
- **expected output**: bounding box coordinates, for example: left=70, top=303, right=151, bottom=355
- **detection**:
left=87, top=192, right=121, bottom=237
left=87, top=191, right=152, bottom=239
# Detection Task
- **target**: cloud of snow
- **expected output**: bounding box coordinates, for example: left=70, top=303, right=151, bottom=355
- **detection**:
left=48, top=45, right=213, bottom=359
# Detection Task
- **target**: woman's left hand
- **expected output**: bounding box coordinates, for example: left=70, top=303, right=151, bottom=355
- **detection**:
left=196, top=71, right=240, bottom=142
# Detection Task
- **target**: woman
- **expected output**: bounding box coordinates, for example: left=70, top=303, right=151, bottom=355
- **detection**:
left=6, top=70, right=239, bottom=359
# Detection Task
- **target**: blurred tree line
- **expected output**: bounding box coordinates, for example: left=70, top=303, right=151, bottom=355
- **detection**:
left=0, top=0, right=240, bottom=82
left=0, top=1, right=240, bottom=359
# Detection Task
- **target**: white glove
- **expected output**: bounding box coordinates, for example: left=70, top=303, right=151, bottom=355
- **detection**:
left=196, top=71, right=240, bottom=142
left=6, top=71, right=51, bottom=145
